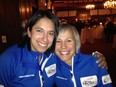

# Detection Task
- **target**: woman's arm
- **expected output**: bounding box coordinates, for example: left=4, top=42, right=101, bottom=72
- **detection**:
left=92, top=51, right=108, bottom=69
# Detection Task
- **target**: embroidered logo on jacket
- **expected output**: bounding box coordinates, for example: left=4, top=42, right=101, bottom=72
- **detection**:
left=102, top=74, right=112, bottom=85
left=56, top=76, right=67, bottom=80
left=19, top=74, right=34, bottom=78
left=45, top=64, right=56, bottom=77
left=80, top=75, right=97, bottom=87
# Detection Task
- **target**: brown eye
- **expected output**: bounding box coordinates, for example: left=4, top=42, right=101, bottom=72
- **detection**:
left=67, top=39, right=72, bottom=42
left=56, top=41, right=60, bottom=43
left=37, top=29, right=43, bottom=33
left=56, top=40, right=60, bottom=43
left=49, top=31, right=54, bottom=36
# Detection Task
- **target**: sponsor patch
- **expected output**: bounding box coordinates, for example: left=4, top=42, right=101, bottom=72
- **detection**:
left=80, top=75, right=97, bottom=87
left=102, top=74, right=112, bottom=85
left=0, top=85, right=4, bottom=87
left=45, top=64, right=56, bottom=77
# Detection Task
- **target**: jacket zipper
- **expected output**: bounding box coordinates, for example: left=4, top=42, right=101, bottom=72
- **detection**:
left=71, top=56, right=77, bottom=87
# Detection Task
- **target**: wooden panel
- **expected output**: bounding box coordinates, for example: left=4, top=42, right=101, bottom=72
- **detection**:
left=53, top=0, right=106, bottom=11
left=99, top=9, right=110, bottom=15
left=0, top=0, right=37, bottom=53
left=90, top=10, right=98, bottom=15
left=57, top=10, right=76, bottom=17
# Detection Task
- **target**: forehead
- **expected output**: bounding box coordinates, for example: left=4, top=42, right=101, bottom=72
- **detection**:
left=35, top=17, right=55, bottom=29
left=58, top=28, right=74, bottom=38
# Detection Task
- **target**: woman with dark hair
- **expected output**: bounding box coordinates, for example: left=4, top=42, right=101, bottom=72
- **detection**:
left=0, top=10, right=59, bottom=87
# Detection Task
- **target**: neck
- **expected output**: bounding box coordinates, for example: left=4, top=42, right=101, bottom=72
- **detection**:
left=66, top=60, right=72, bottom=66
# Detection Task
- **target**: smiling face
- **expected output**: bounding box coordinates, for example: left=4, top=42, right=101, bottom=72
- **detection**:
left=55, top=29, right=76, bottom=65
left=27, top=17, right=55, bottom=52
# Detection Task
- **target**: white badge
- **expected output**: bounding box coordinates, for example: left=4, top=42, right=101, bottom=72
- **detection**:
left=0, top=85, right=4, bottom=87
left=102, top=74, right=112, bottom=85
left=80, top=75, right=97, bottom=87
left=45, top=64, right=56, bottom=77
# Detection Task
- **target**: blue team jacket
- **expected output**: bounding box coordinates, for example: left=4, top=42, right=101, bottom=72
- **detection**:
left=55, top=50, right=112, bottom=87
left=0, top=45, right=56, bottom=87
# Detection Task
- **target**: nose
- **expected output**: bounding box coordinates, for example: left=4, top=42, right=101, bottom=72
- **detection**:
left=61, top=42, right=66, bottom=49
left=42, top=33, right=48, bottom=42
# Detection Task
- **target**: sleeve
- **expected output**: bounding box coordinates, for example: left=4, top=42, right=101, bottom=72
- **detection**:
left=0, top=52, right=14, bottom=86
left=97, top=67, right=112, bottom=87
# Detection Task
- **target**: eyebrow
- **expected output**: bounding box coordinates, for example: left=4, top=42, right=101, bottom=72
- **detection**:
left=36, top=26, right=55, bottom=33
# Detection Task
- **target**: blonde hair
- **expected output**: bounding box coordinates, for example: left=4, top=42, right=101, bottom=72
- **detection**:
left=58, top=24, right=81, bottom=53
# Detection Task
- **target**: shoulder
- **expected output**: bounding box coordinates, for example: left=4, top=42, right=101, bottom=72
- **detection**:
left=0, top=44, right=27, bottom=64
left=77, top=51, right=98, bottom=64
left=79, top=51, right=97, bottom=58
left=0, top=45, right=21, bottom=58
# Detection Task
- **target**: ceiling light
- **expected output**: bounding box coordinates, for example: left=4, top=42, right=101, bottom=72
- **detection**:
left=104, top=0, right=116, bottom=9
left=86, top=4, right=95, bottom=10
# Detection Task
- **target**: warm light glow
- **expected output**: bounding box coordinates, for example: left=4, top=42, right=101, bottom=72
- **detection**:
left=86, top=4, right=95, bottom=10
left=104, top=0, right=116, bottom=9
left=100, top=22, right=102, bottom=25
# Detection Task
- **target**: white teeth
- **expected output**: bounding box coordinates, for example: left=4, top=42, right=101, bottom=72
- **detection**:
left=61, top=52, right=68, bottom=55
left=38, top=43, right=46, bottom=47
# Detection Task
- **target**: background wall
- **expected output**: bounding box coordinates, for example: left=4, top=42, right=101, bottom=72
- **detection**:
left=0, top=0, right=38, bottom=53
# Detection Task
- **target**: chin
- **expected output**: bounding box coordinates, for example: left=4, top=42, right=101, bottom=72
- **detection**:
left=37, top=49, right=47, bottom=53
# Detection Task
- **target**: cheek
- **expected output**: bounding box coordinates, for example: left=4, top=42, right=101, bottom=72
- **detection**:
left=33, top=33, right=42, bottom=39
left=55, top=46, right=58, bottom=52
left=55, top=43, right=60, bottom=49
left=72, top=45, right=76, bottom=50
left=70, top=44, right=76, bottom=52
left=49, top=36, right=54, bottom=43
left=69, top=43, right=75, bottom=48
left=47, top=37, right=54, bottom=49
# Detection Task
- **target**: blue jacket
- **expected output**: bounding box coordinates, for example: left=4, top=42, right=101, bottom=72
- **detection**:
left=0, top=45, right=56, bottom=87
left=55, top=50, right=112, bottom=87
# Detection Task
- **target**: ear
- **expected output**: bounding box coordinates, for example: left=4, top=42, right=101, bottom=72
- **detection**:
left=27, top=28, right=31, bottom=37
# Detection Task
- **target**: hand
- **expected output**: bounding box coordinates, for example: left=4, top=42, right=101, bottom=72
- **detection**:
left=92, top=51, right=108, bottom=69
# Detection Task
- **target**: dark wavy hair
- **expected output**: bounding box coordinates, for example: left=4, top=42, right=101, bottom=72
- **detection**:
left=18, top=10, right=59, bottom=54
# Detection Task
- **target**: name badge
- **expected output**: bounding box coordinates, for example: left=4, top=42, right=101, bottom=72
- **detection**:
left=0, top=85, right=4, bottom=87
left=80, top=75, right=97, bottom=87
left=45, top=64, right=56, bottom=77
